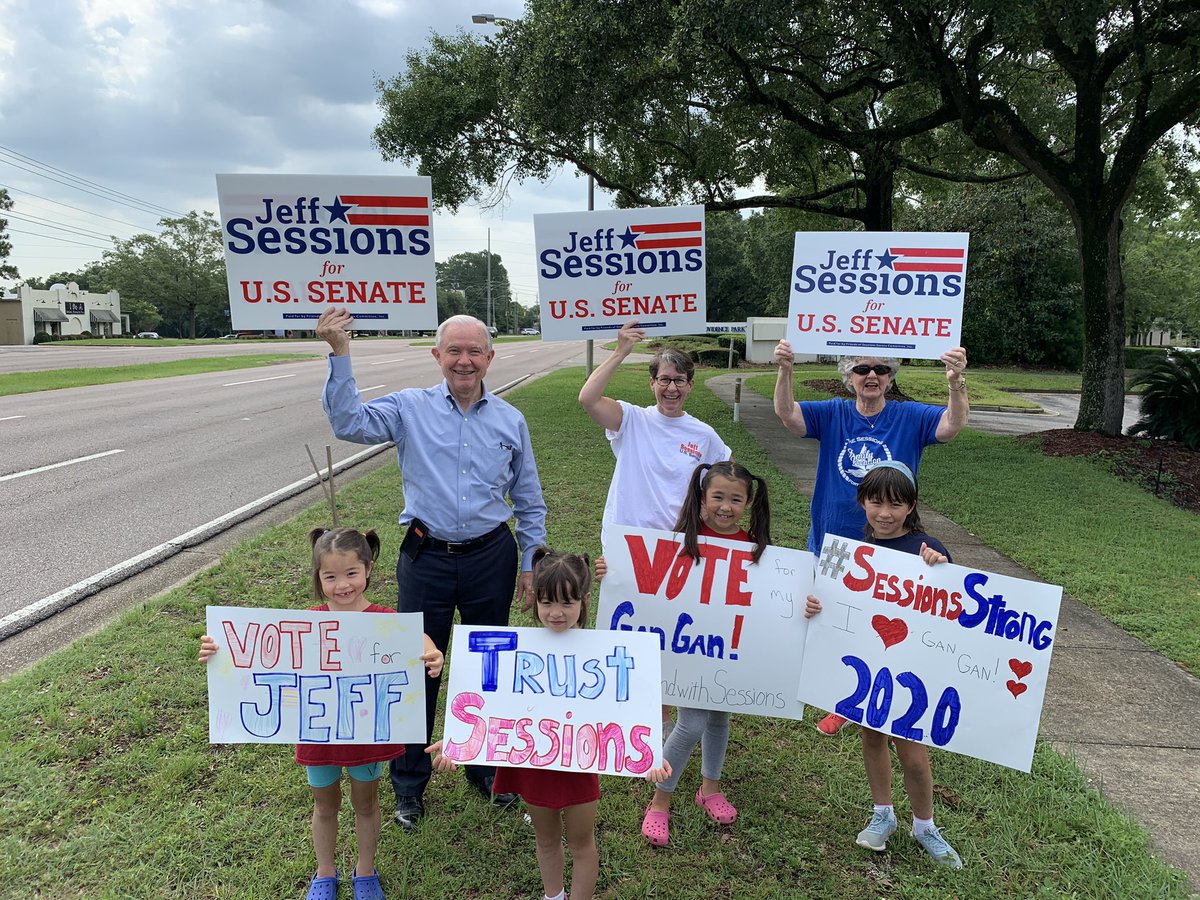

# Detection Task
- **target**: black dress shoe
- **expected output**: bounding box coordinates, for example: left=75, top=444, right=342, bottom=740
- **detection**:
left=468, top=773, right=519, bottom=807
left=393, top=795, right=424, bottom=830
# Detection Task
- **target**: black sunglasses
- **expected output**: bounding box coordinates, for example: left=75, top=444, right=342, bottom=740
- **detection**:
left=851, top=364, right=892, bottom=376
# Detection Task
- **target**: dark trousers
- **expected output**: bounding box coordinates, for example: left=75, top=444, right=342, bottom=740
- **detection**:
left=388, top=525, right=518, bottom=800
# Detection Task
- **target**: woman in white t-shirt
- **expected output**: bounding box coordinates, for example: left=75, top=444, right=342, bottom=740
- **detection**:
left=580, top=322, right=731, bottom=546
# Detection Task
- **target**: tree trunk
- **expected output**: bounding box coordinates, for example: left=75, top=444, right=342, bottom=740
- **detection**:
left=1073, top=212, right=1126, bottom=435
left=861, top=148, right=895, bottom=232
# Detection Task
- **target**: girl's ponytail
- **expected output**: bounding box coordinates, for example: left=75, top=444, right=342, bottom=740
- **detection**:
left=673, top=463, right=711, bottom=563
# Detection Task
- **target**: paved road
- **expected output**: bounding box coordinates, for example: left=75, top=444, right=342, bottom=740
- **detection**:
left=968, top=392, right=1142, bottom=436
left=0, top=338, right=587, bottom=628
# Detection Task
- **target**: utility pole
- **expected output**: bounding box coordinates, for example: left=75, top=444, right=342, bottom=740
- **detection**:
left=486, top=227, right=493, bottom=331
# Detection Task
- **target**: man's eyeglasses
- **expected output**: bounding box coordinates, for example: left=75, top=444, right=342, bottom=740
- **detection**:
left=851, top=364, right=892, bottom=377
left=654, top=376, right=690, bottom=387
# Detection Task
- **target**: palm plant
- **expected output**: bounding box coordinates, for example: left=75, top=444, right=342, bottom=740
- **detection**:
left=1126, top=351, right=1200, bottom=449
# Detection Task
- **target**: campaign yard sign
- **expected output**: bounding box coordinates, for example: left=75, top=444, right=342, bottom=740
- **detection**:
left=800, top=537, right=1061, bottom=772
left=787, top=231, right=969, bottom=360
left=598, top=526, right=813, bottom=720
left=205, top=606, right=427, bottom=745
left=216, top=174, right=438, bottom=332
left=439, top=625, right=664, bottom=778
left=534, top=205, right=707, bottom=341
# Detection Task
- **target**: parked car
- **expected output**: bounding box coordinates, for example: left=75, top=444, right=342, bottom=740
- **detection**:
left=521, top=328, right=540, bottom=336
left=136, top=331, right=161, bottom=339
left=487, top=325, right=499, bottom=336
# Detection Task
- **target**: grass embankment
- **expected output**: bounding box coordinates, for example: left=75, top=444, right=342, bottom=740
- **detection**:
left=745, top=366, right=1200, bottom=676
left=0, top=355, right=313, bottom=397
left=0, top=367, right=1188, bottom=898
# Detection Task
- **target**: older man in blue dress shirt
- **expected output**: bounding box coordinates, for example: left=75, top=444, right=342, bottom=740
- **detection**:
left=317, top=307, right=547, bottom=830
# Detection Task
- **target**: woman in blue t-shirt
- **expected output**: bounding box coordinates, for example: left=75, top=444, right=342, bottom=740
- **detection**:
left=772, top=340, right=970, bottom=733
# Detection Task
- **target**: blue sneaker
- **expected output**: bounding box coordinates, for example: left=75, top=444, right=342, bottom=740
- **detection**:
left=913, top=824, right=963, bottom=869
left=305, top=870, right=339, bottom=900
left=855, top=808, right=897, bottom=851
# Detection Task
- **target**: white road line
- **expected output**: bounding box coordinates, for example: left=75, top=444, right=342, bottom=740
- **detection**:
left=500, top=354, right=516, bottom=359
left=359, top=384, right=386, bottom=393
left=223, top=373, right=298, bottom=386
left=369, top=357, right=412, bottom=366
left=0, top=449, right=125, bottom=484
left=0, top=415, right=26, bottom=421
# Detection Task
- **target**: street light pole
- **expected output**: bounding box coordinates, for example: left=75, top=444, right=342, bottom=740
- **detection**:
left=585, top=129, right=595, bottom=376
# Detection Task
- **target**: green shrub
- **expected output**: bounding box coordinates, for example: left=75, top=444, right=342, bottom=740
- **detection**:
left=32, top=332, right=52, bottom=344
left=695, top=347, right=741, bottom=366
left=79, top=330, right=93, bottom=339
left=1126, top=351, right=1200, bottom=449
left=1125, top=346, right=1170, bottom=369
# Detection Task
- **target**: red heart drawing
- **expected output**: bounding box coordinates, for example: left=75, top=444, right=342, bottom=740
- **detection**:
left=1007, top=680, right=1028, bottom=699
left=1009, top=659, right=1033, bottom=680
left=871, top=615, right=908, bottom=649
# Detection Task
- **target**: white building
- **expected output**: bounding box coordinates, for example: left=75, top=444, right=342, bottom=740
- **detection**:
left=0, top=282, right=123, bottom=345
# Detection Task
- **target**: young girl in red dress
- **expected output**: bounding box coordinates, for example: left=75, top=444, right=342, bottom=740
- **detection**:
left=430, top=547, right=669, bottom=900
left=200, top=528, right=443, bottom=900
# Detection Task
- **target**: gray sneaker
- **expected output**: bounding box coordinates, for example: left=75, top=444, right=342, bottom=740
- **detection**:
left=855, top=808, right=897, bottom=851
left=913, top=824, right=963, bottom=869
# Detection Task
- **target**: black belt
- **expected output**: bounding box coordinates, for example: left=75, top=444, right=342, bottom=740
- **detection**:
left=417, top=521, right=508, bottom=555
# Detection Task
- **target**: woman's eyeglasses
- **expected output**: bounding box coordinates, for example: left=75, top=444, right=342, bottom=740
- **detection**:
left=654, top=376, right=690, bottom=387
left=851, top=364, right=892, bottom=376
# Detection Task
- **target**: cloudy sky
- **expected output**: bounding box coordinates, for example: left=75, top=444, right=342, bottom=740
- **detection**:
left=0, top=0, right=604, bottom=305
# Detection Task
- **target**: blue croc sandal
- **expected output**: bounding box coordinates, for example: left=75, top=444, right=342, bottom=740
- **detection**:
left=353, top=870, right=386, bottom=900
left=305, top=871, right=339, bottom=900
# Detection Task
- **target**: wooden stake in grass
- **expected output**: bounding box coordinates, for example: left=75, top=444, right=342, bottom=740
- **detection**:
left=304, top=444, right=339, bottom=527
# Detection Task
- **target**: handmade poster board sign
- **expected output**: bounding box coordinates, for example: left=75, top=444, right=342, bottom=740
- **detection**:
left=439, top=625, right=664, bottom=777
left=534, top=205, right=707, bottom=341
left=205, top=606, right=427, bottom=745
left=800, top=536, right=1061, bottom=772
left=786, top=231, right=969, bottom=360
left=597, top=525, right=813, bottom=720
left=216, top=173, right=438, bottom=332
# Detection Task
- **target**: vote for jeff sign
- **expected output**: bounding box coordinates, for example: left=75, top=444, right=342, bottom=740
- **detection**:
left=534, top=205, right=707, bottom=341
left=439, top=625, right=664, bottom=777
left=216, top=174, right=438, bottom=332
left=205, top=606, right=428, bottom=745
left=597, top=526, right=813, bottom=720
left=787, top=231, right=969, bottom=360
left=801, top=537, right=1061, bottom=772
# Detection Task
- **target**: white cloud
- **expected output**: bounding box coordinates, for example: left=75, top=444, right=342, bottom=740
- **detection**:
left=2, top=0, right=605, bottom=296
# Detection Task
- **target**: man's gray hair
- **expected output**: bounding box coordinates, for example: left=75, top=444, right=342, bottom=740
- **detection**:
left=837, top=355, right=900, bottom=392
left=436, top=315, right=492, bottom=351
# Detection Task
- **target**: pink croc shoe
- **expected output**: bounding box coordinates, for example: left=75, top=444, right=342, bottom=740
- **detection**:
left=695, top=789, right=738, bottom=825
left=641, top=805, right=670, bottom=847
left=816, top=713, right=850, bottom=735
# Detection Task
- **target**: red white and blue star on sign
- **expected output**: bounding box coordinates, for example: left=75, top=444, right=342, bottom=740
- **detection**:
left=323, top=194, right=430, bottom=227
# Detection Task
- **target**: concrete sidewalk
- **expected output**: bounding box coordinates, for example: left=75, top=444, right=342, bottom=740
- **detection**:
left=707, top=374, right=1200, bottom=895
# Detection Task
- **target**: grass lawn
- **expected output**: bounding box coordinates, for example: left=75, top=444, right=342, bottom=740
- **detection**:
left=0, top=355, right=313, bottom=397
left=0, top=367, right=1189, bottom=898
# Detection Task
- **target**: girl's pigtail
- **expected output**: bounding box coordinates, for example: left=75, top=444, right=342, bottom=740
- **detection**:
left=672, top=463, right=710, bottom=564
left=748, top=475, right=772, bottom=562
left=309, top=527, right=329, bottom=549
left=363, top=529, right=381, bottom=562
